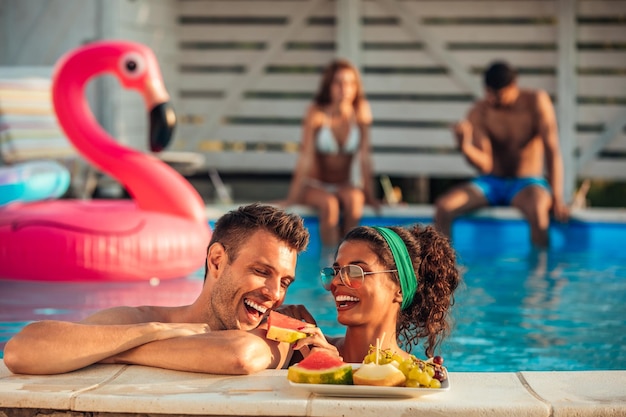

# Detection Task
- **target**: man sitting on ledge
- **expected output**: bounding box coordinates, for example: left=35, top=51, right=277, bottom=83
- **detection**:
left=435, top=61, right=570, bottom=247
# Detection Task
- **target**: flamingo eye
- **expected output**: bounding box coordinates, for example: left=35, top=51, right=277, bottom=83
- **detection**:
left=119, top=52, right=146, bottom=78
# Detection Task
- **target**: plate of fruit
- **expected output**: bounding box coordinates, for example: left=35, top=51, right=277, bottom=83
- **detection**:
left=287, top=345, right=450, bottom=398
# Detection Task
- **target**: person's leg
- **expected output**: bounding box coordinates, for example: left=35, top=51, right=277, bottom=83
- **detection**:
left=301, top=186, right=341, bottom=247
left=434, top=182, right=489, bottom=239
left=336, top=186, right=365, bottom=237
left=511, top=185, right=552, bottom=248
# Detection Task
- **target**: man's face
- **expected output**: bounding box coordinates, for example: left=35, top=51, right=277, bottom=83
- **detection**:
left=485, top=83, right=519, bottom=108
left=208, top=229, right=298, bottom=331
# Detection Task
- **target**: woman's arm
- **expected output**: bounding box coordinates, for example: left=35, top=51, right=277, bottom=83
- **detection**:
left=356, top=100, right=380, bottom=208
left=283, top=105, right=319, bottom=205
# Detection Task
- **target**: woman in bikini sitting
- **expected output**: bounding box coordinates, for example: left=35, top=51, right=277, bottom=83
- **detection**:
left=281, top=59, right=380, bottom=250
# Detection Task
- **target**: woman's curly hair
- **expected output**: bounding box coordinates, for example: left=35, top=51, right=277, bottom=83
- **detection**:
left=341, top=225, right=460, bottom=357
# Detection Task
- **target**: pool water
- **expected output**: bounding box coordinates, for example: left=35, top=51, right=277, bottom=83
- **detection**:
left=285, top=216, right=626, bottom=372
left=1, top=215, right=625, bottom=372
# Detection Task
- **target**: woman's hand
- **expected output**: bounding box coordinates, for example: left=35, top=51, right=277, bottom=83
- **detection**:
left=274, top=304, right=317, bottom=325
left=294, top=326, right=341, bottom=359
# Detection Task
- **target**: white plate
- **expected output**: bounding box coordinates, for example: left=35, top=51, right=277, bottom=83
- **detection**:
left=288, top=377, right=450, bottom=398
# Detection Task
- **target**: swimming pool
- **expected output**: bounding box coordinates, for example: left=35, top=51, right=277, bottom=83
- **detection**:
left=285, top=214, right=626, bottom=372
left=1, top=212, right=625, bottom=372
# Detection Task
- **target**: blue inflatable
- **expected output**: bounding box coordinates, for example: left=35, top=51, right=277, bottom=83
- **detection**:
left=0, top=160, right=70, bottom=206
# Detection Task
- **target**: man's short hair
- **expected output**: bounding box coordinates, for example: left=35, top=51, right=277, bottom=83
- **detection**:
left=484, top=61, right=517, bottom=90
left=204, top=203, right=310, bottom=280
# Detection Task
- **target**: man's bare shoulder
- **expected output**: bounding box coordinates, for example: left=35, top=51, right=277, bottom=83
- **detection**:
left=519, top=88, right=550, bottom=104
left=467, top=100, right=489, bottom=121
left=519, top=88, right=554, bottom=117
left=80, top=305, right=176, bottom=325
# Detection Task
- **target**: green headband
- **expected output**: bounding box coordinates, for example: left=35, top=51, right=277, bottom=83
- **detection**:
left=372, top=226, right=418, bottom=310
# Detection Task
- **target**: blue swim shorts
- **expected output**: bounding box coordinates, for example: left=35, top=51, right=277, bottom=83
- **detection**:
left=470, top=175, right=551, bottom=206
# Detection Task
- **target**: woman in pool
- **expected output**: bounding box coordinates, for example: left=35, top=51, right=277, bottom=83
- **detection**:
left=279, top=59, right=380, bottom=250
left=289, top=224, right=460, bottom=363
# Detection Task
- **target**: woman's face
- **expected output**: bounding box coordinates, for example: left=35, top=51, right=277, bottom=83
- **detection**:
left=329, top=68, right=358, bottom=106
left=330, top=240, right=401, bottom=327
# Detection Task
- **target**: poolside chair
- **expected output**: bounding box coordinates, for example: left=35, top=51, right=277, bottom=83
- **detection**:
left=0, top=66, right=96, bottom=198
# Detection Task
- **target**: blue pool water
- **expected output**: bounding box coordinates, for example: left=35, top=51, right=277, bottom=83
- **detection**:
left=1, top=214, right=625, bottom=372
left=285, top=215, right=626, bottom=372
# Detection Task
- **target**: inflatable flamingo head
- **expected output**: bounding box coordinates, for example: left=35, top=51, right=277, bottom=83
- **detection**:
left=52, top=40, right=176, bottom=152
left=52, top=40, right=206, bottom=223
left=114, top=45, right=177, bottom=152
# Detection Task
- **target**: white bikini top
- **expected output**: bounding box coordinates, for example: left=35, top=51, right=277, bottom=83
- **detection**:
left=316, top=119, right=360, bottom=155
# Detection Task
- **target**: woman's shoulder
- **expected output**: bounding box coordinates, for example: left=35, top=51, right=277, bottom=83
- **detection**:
left=304, top=103, right=327, bottom=124
left=355, top=99, right=372, bottom=125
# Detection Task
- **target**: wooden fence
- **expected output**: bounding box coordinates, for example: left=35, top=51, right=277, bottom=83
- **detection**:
left=1, top=0, right=624, bottom=202
left=172, top=0, right=626, bottom=202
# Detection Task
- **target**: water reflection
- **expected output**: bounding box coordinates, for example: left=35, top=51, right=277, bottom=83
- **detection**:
left=446, top=245, right=626, bottom=371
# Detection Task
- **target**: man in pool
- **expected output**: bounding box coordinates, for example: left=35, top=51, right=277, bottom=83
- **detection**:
left=434, top=60, right=569, bottom=247
left=3, top=203, right=316, bottom=375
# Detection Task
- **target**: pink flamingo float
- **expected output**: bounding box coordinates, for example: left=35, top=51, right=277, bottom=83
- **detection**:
left=0, top=41, right=211, bottom=282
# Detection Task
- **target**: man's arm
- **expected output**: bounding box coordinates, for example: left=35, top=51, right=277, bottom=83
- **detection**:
left=3, top=307, right=208, bottom=375
left=455, top=105, right=493, bottom=174
left=536, top=90, right=569, bottom=221
left=104, top=327, right=293, bottom=375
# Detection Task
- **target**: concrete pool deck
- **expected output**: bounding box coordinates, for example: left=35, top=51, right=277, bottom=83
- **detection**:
left=205, top=203, right=626, bottom=223
left=0, top=363, right=625, bottom=416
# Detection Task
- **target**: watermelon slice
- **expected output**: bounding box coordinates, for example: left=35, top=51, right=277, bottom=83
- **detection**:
left=266, top=310, right=314, bottom=343
left=288, top=350, right=353, bottom=385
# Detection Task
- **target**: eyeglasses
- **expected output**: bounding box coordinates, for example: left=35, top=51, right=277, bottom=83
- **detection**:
left=320, top=264, right=397, bottom=291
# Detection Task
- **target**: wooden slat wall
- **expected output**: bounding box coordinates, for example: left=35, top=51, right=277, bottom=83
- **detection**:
left=105, top=0, right=180, bottom=151
left=173, top=0, right=626, bottom=182
left=2, top=0, right=623, bottom=182
left=0, top=67, right=76, bottom=162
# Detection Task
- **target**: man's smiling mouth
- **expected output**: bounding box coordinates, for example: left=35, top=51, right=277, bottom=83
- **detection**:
left=244, top=298, right=268, bottom=318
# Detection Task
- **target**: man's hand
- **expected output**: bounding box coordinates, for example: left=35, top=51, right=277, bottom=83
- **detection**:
left=453, top=120, right=473, bottom=152
left=552, top=198, right=570, bottom=223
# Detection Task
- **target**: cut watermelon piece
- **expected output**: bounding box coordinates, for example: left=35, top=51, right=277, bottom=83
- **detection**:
left=288, top=350, right=353, bottom=385
left=266, top=310, right=314, bottom=343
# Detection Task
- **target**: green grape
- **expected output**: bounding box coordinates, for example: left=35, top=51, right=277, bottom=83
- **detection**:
left=398, top=359, right=413, bottom=377
left=429, top=378, right=441, bottom=389
left=391, top=353, right=403, bottom=364
left=408, top=366, right=422, bottom=381
left=405, top=379, right=420, bottom=388
left=425, top=365, right=435, bottom=377
left=416, top=370, right=432, bottom=387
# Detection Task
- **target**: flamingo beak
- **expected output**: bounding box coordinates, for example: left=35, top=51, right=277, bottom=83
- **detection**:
left=149, top=102, right=177, bottom=152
